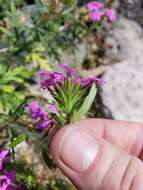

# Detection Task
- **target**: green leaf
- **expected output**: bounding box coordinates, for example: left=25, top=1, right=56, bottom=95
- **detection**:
left=10, top=1, right=17, bottom=14
left=8, top=134, right=27, bottom=148
left=2, top=85, right=15, bottom=93
left=71, top=83, right=97, bottom=123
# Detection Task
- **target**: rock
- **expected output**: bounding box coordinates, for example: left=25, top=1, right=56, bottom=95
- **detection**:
left=120, top=0, right=143, bottom=26
left=105, top=17, right=143, bottom=61
left=101, top=18, right=143, bottom=122
left=60, top=44, right=87, bottom=68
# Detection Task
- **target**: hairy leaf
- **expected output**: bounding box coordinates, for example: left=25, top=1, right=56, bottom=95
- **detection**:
left=8, top=133, right=27, bottom=148
left=71, top=83, right=97, bottom=123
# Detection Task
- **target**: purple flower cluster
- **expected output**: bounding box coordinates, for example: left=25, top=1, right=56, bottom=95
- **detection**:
left=28, top=64, right=106, bottom=131
left=28, top=101, right=58, bottom=130
left=38, top=64, right=106, bottom=90
left=0, top=149, right=23, bottom=190
left=37, top=70, right=64, bottom=90
left=87, top=1, right=116, bottom=22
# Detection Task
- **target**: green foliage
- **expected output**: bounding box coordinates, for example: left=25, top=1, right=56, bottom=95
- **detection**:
left=0, top=64, right=32, bottom=114
left=71, top=83, right=97, bottom=123
left=0, top=0, right=87, bottom=67
left=8, top=133, right=27, bottom=148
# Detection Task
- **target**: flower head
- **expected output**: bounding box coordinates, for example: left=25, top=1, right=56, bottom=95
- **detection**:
left=105, top=8, right=116, bottom=22
left=60, top=64, right=77, bottom=76
left=28, top=101, right=58, bottom=131
left=81, top=76, right=107, bottom=87
left=87, top=1, right=116, bottom=23
left=89, top=11, right=102, bottom=22
left=48, top=104, right=59, bottom=115
left=87, top=1, right=103, bottom=22
left=87, top=1, right=103, bottom=12
left=0, top=175, right=11, bottom=190
left=0, top=148, right=23, bottom=190
left=40, top=71, right=64, bottom=89
left=36, top=118, right=57, bottom=130
left=28, top=101, right=48, bottom=120
left=3, top=170, right=16, bottom=182
left=0, top=149, right=9, bottom=171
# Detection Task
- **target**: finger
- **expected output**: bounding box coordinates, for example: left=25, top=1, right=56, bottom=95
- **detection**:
left=77, top=118, right=143, bottom=158
left=51, top=125, right=143, bottom=190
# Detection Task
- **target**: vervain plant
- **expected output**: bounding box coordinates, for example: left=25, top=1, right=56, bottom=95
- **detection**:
left=27, top=64, right=106, bottom=132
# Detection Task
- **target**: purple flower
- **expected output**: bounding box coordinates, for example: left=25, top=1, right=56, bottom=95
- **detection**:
left=40, top=78, right=54, bottom=89
left=89, top=11, right=102, bottom=22
left=0, top=149, right=9, bottom=171
left=87, top=1, right=103, bottom=12
left=42, top=71, right=64, bottom=81
left=28, top=101, right=58, bottom=131
left=72, top=78, right=80, bottom=85
left=48, top=104, right=59, bottom=115
left=104, top=8, right=116, bottom=22
left=36, top=120, right=50, bottom=130
left=40, top=71, right=64, bottom=89
left=36, top=118, right=57, bottom=130
left=81, top=76, right=107, bottom=87
left=3, top=170, right=16, bottom=183
left=60, top=64, right=77, bottom=76
left=0, top=175, right=11, bottom=190
left=87, top=1, right=103, bottom=22
left=6, top=185, right=17, bottom=190
left=28, top=101, right=48, bottom=120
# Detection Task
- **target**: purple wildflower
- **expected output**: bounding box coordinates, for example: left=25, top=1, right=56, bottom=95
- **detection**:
left=36, top=120, right=50, bottom=130
left=87, top=1, right=104, bottom=22
left=72, top=78, right=80, bottom=85
left=0, top=175, right=11, bottom=190
left=60, top=64, right=77, bottom=76
left=36, top=118, right=57, bottom=130
left=89, top=11, right=102, bottom=22
left=104, top=8, right=116, bottom=22
left=44, top=71, right=64, bottom=82
left=3, top=170, right=16, bottom=182
left=0, top=149, right=9, bottom=171
left=28, top=101, right=48, bottom=120
left=40, top=71, right=64, bottom=89
left=48, top=104, right=59, bottom=115
left=6, top=185, right=17, bottom=190
left=40, top=78, right=54, bottom=89
left=81, top=76, right=107, bottom=87
left=28, top=101, right=50, bottom=129
left=87, top=1, right=103, bottom=12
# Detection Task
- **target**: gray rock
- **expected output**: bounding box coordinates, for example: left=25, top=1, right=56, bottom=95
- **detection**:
left=101, top=18, right=143, bottom=122
left=120, top=0, right=143, bottom=26
left=105, top=17, right=143, bottom=61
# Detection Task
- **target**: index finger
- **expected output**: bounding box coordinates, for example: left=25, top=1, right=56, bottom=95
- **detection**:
left=77, top=118, right=143, bottom=159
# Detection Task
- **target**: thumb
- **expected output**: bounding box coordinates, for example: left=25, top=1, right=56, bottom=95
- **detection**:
left=50, top=125, right=143, bottom=190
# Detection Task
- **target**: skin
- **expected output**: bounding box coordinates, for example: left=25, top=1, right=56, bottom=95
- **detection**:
left=50, top=119, right=143, bottom=190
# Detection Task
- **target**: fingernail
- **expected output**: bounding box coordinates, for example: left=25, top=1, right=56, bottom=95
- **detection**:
left=58, top=127, right=99, bottom=173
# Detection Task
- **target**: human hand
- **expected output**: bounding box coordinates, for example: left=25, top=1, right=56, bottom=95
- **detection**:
left=50, top=119, right=143, bottom=190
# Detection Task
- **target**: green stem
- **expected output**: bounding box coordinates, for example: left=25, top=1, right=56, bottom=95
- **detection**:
left=12, top=146, right=16, bottom=163
left=10, top=129, right=16, bottom=163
